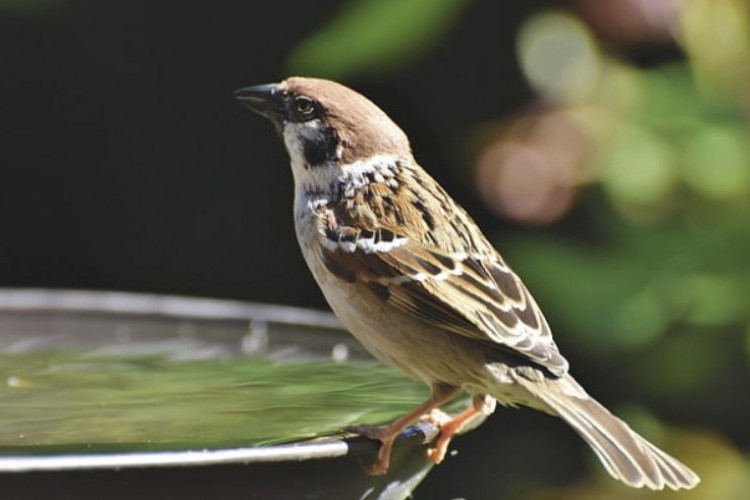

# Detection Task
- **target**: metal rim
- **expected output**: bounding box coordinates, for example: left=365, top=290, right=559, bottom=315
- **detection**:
left=0, top=288, right=441, bottom=473
left=0, top=424, right=437, bottom=473
left=0, top=288, right=341, bottom=328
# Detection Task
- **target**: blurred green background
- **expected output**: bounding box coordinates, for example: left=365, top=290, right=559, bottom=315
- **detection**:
left=2, top=0, right=749, bottom=497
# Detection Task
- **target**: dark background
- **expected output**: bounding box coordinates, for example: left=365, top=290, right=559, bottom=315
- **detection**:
left=1, top=0, right=532, bottom=306
left=3, top=0, right=749, bottom=498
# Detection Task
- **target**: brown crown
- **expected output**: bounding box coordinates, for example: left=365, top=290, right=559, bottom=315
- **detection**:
left=282, top=77, right=413, bottom=164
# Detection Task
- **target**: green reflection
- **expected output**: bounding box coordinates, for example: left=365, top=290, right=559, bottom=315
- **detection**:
left=0, top=351, right=438, bottom=453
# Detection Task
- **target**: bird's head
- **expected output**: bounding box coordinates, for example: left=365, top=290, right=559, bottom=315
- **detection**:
left=235, top=77, right=412, bottom=177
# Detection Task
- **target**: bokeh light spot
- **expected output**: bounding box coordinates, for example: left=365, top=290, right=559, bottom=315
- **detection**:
left=517, top=11, right=601, bottom=103
left=681, top=126, right=750, bottom=201
left=600, top=124, right=676, bottom=210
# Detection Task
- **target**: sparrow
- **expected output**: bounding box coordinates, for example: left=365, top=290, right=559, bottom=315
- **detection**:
left=234, top=76, right=700, bottom=490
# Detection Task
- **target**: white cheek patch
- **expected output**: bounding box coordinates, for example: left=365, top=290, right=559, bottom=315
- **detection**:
left=282, top=120, right=325, bottom=163
left=282, top=122, right=306, bottom=162
left=285, top=120, right=341, bottom=194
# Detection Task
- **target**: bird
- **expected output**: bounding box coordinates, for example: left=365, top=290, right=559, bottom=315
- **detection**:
left=234, top=76, right=700, bottom=490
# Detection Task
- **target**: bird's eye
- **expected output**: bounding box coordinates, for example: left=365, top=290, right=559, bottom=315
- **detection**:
left=294, top=97, right=315, bottom=116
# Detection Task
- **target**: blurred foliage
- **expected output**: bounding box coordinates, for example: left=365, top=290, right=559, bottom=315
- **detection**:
left=503, top=5, right=750, bottom=350
left=681, top=0, right=750, bottom=99
left=479, top=2, right=750, bottom=497
left=286, top=0, right=469, bottom=79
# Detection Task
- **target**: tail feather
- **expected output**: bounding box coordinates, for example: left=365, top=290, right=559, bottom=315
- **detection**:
left=512, top=372, right=700, bottom=490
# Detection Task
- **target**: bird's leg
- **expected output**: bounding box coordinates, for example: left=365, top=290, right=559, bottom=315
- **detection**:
left=346, top=384, right=459, bottom=475
left=426, top=394, right=496, bottom=464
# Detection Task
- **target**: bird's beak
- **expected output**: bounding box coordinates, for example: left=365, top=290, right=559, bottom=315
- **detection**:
left=234, top=83, right=285, bottom=126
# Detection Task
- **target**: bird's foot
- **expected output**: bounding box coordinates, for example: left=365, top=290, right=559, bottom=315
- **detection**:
left=424, top=397, right=492, bottom=464
left=425, top=412, right=473, bottom=464
left=366, top=448, right=392, bottom=476
left=343, top=386, right=463, bottom=475
left=344, top=424, right=395, bottom=475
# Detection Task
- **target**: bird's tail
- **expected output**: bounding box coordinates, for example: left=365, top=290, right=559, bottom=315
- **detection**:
left=512, top=372, right=700, bottom=490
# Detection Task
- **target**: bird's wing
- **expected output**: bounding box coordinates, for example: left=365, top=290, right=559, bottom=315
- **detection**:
left=317, top=222, right=569, bottom=376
